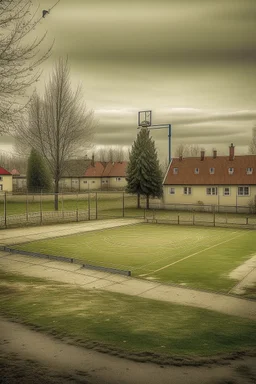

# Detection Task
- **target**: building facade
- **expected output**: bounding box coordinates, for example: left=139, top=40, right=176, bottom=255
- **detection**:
left=163, top=144, right=256, bottom=212
left=0, top=167, right=13, bottom=192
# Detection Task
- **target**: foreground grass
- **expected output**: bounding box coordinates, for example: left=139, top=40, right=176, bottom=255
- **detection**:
left=14, top=224, right=256, bottom=292
left=0, top=269, right=256, bottom=361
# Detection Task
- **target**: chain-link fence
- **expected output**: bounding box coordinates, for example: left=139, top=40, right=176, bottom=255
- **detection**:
left=0, top=191, right=146, bottom=228
left=144, top=208, right=256, bottom=229
left=0, top=192, right=256, bottom=229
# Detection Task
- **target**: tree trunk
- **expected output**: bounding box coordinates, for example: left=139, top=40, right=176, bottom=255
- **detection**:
left=54, top=179, right=59, bottom=211
left=137, top=193, right=140, bottom=209
left=146, top=195, right=149, bottom=209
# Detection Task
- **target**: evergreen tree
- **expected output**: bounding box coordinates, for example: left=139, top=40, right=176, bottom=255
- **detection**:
left=126, top=128, right=163, bottom=208
left=27, top=149, right=52, bottom=193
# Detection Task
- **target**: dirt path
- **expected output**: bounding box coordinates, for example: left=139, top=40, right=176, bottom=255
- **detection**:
left=1, top=317, right=256, bottom=384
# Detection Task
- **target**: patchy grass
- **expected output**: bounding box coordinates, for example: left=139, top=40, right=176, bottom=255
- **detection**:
left=0, top=269, right=256, bottom=361
left=13, top=224, right=256, bottom=293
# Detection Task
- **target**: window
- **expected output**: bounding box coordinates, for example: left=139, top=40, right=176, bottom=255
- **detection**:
left=183, top=187, right=192, bottom=195
left=83, top=181, right=87, bottom=184
left=116, top=177, right=121, bottom=181
left=0, top=185, right=2, bottom=191
left=238, top=186, right=249, bottom=196
left=0, top=176, right=2, bottom=181
left=246, top=167, right=253, bottom=174
left=173, top=168, right=178, bottom=174
left=209, top=167, right=215, bottom=174
left=102, top=180, right=105, bottom=183
left=228, top=167, right=234, bottom=174
left=223, top=187, right=230, bottom=196
left=194, top=168, right=199, bottom=174
left=92, top=181, right=95, bottom=184
left=206, top=187, right=218, bottom=195
left=169, top=187, right=175, bottom=195
left=105, top=180, right=108, bottom=183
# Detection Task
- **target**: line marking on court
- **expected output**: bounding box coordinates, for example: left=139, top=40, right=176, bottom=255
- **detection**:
left=143, top=231, right=246, bottom=276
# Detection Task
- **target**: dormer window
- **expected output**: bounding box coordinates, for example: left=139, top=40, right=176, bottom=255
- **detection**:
left=209, top=167, right=215, bottom=174
left=194, top=168, right=199, bottom=174
left=228, top=167, right=234, bottom=174
left=246, top=167, right=253, bottom=175
left=173, top=167, right=178, bottom=174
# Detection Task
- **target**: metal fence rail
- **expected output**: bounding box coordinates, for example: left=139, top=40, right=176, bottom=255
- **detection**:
left=1, top=246, right=131, bottom=276
left=0, top=191, right=255, bottom=229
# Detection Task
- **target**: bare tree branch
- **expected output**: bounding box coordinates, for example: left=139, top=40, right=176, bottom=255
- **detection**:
left=15, top=57, right=96, bottom=210
left=0, top=0, right=53, bottom=134
left=248, top=125, right=256, bottom=154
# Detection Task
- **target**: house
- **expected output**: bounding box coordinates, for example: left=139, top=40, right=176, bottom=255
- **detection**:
left=101, top=161, right=127, bottom=189
left=0, top=167, right=13, bottom=192
left=59, top=158, right=92, bottom=191
left=163, top=143, right=256, bottom=212
left=83, top=156, right=128, bottom=190
left=11, top=169, right=27, bottom=191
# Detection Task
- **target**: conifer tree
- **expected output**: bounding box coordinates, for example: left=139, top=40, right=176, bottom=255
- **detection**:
left=27, top=149, right=51, bottom=193
left=126, top=128, right=163, bottom=208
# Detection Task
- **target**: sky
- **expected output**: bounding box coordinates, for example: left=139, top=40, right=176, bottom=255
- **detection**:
left=1, top=0, right=256, bottom=162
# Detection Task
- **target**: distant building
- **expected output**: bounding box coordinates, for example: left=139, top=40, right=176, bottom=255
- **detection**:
left=0, top=167, right=12, bottom=192
left=163, top=143, right=256, bottom=212
left=83, top=156, right=128, bottom=190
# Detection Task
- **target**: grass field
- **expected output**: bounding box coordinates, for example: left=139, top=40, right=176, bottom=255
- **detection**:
left=1, top=270, right=256, bottom=359
left=14, top=223, right=256, bottom=293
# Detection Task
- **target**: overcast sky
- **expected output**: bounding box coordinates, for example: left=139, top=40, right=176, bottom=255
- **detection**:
left=1, top=0, right=256, bottom=162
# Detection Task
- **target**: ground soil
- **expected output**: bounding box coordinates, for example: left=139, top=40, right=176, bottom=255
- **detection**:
left=1, top=317, right=256, bottom=384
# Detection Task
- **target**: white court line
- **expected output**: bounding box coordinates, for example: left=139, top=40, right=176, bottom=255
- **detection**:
left=144, top=231, right=246, bottom=276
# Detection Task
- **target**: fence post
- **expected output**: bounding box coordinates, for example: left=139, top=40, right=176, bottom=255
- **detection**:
left=193, top=214, right=195, bottom=225
left=76, top=193, right=78, bottom=222
left=246, top=217, right=248, bottom=225
left=177, top=215, right=179, bottom=225
left=26, top=191, right=28, bottom=222
left=213, top=206, right=215, bottom=227
left=88, top=192, right=90, bottom=220
left=144, top=208, right=146, bottom=220
left=40, top=190, right=42, bottom=225
left=4, top=192, right=7, bottom=228
left=122, top=192, right=125, bottom=218
left=62, top=192, right=64, bottom=219
left=96, top=192, right=98, bottom=220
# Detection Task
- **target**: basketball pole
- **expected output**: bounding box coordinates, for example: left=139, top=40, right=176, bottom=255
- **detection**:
left=137, top=110, right=172, bottom=163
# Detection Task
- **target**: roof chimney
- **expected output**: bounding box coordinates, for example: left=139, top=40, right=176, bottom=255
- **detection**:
left=213, top=149, right=217, bottom=159
left=179, top=155, right=182, bottom=161
left=91, top=154, right=95, bottom=167
left=200, top=150, right=205, bottom=161
left=229, top=143, right=235, bottom=161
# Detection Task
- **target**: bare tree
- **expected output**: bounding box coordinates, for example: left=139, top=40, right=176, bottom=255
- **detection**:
left=16, top=57, right=95, bottom=210
left=248, top=126, right=256, bottom=154
left=95, top=146, right=129, bottom=162
left=174, top=143, right=189, bottom=157
left=189, top=144, right=200, bottom=157
left=0, top=0, right=52, bottom=134
left=0, top=150, right=27, bottom=173
left=175, top=143, right=200, bottom=157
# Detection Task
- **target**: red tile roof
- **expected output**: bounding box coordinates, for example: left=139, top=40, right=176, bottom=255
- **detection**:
left=0, top=167, right=11, bottom=175
left=164, top=155, right=256, bottom=185
left=11, top=169, right=20, bottom=175
left=83, top=162, right=105, bottom=177
left=84, top=161, right=127, bottom=178
left=101, top=162, right=114, bottom=177
left=103, top=162, right=127, bottom=177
